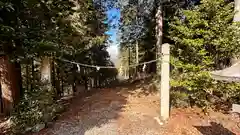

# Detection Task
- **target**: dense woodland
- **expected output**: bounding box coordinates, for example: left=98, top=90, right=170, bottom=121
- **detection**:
left=1, top=0, right=240, bottom=134
left=0, top=0, right=118, bottom=133
left=119, top=0, right=240, bottom=109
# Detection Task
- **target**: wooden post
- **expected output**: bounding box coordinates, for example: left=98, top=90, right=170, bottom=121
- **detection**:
left=160, top=43, right=170, bottom=120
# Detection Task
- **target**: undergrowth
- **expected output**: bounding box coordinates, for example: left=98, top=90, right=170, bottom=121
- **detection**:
left=10, top=85, right=64, bottom=134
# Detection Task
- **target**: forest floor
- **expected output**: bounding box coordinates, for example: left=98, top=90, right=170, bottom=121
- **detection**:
left=1, top=80, right=240, bottom=135
left=34, top=80, right=240, bottom=135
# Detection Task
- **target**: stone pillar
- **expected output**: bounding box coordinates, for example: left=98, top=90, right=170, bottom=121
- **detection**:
left=160, top=43, right=170, bottom=120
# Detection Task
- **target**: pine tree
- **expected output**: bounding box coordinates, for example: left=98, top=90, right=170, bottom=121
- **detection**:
left=0, top=0, right=117, bottom=133
left=169, top=0, right=240, bottom=107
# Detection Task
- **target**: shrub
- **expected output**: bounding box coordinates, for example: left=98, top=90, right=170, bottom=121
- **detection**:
left=169, top=0, right=240, bottom=109
left=10, top=86, right=64, bottom=134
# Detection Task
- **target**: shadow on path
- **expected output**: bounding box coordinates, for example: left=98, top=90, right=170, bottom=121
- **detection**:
left=38, top=88, right=127, bottom=135
left=33, top=78, right=160, bottom=135
left=195, top=122, right=236, bottom=135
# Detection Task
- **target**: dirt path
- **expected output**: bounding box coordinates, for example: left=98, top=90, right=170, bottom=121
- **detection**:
left=31, top=83, right=240, bottom=135
left=34, top=83, right=161, bottom=135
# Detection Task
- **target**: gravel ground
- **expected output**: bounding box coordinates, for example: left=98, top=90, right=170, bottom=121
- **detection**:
left=28, top=83, right=240, bottom=135
left=35, top=84, right=162, bottom=135
left=1, top=81, right=239, bottom=135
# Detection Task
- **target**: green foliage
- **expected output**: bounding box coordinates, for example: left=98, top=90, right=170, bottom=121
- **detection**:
left=170, top=90, right=189, bottom=108
left=11, top=85, right=63, bottom=134
left=0, top=0, right=118, bottom=134
left=119, top=0, right=157, bottom=75
left=169, top=0, right=240, bottom=109
left=118, top=0, right=194, bottom=75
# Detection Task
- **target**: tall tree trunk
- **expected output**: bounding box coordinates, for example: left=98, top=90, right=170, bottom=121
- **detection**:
left=0, top=55, right=20, bottom=115
left=51, top=59, right=57, bottom=98
left=136, top=41, right=139, bottom=64
left=15, top=62, right=23, bottom=100
left=155, top=2, right=163, bottom=77
left=136, top=1, right=139, bottom=76
left=136, top=40, right=139, bottom=76
left=30, top=58, right=34, bottom=90
left=72, top=65, right=77, bottom=93
left=56, top=67, right=61, bottom=97
left=0, top=86, right=3, bottom=114
left=40, top=57, right=51, bottom=90
left=128, top=47, right=131, bottom=79
left=26, top=60, right=30, bottom=91
left=61, top=74, right=64, bottom=96
left=72, top=81, right=76, bottom=93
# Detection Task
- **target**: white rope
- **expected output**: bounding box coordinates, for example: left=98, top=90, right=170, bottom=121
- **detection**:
left=129, top=59, right=159, bottom=67
left=118, top=53, right=164, bottom=60
left=59, top=58, right=160, bottom=69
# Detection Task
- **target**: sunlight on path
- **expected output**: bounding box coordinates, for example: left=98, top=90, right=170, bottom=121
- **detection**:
left=36, top=84, right=163, bottom=135
left=35, top=83, right=240, bottom=135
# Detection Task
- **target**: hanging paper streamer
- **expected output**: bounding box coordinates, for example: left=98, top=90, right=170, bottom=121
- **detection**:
left=77, top=64, right=80, bottom=72
left=142, top=63, right=146, bottom=72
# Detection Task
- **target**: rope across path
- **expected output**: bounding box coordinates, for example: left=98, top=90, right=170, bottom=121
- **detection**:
left=58, top=58, right=161, bottom=69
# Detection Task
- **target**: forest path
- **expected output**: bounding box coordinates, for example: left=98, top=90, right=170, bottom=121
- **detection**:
left=34, top=81, right=163, bottom=135
left=34, top=81, right=240, bottom=135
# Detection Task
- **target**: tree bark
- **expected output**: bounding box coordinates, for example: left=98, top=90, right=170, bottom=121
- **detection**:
left=136, top=2, right=139, bottom=77
left=0, top=55, right=20, bottom=115
left=26, top=60, right=30, bottom=91
left=61, top=73, right=64, bottom=95
left=128, top=47, right=131, bottom=79
left=51, top=59, right=58, bottom=98
left=0, top=87, right=3, bottom=114
left=15, top=62, right=23, bottom=100
left=155, top=3, right=163, bottom=76
left=136, top=40, right=139, bottom=76
left=56, top=67, right=61, bottom=97
left=72, top=65, right=77, bottom=93
left=30, top=58, right=34, bottom=90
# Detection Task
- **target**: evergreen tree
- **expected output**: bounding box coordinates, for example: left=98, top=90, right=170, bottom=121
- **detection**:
left=169, top=0, right=240, bottom=107
left=118, top=0, right=196, bottom=77
left=0, top=0, right=117, bottom=133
